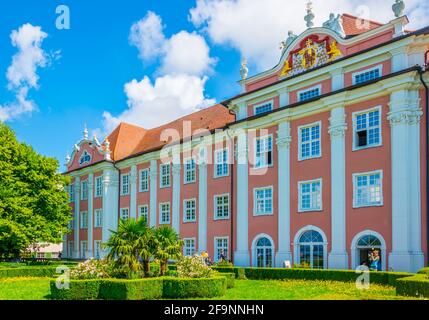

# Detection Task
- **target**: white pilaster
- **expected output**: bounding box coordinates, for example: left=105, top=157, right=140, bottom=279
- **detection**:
left=87, top=173, right=94, bottom=258
left=275, top=121, right=292, bottom=266
left=172, top=150, right=181, bottom=233
left=198, top=146, right=208, bottom=252
left=73, top=177, right=80, bottom=259
left=234, top=131, right=250, bottom=266
left=130, top=165, right=137, bottom=220
left=101, top=168, right=119, bottom=258
left=232, top=101, right=248, bottom=121
left=331, top=68, right=344, bottom=91
left=278, top=87, right=290, bottom=108
left=388, top=89, right=424, bottom=272
left=149, top=160, right=158, bottom=228
left=391, top=47, right=408, bottom=73
left=328, top=106, right=349, bottom=269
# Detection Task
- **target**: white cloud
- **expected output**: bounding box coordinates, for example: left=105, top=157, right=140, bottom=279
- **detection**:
left=102, top=12, right=216, bottom=132
left=189, top=0, right=429, bottom=71
left=102, top=74, right=215, bottom=131
left=0, top=23, right=49, bottom=122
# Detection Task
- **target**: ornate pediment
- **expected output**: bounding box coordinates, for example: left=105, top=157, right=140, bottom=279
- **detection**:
left=79, top=150, right=92, bottom=166
left=279, top=35, right=342, bottom=78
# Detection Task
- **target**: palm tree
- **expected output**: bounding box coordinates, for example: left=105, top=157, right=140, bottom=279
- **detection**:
left=104, top=217, right=155, bottom=278
left=153, top=226, right=183, bottom=276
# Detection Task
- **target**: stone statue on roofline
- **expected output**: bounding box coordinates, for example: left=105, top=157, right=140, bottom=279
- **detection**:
left=280, top=31, right=298, bottom=53
left=323, top=13, right=346, bottom=38
left=392, top=0, right=405, bottom=18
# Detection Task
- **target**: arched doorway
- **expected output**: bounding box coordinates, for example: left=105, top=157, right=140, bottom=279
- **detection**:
left=294, top=226, right=327, bottom=269
left=252, top=235, right=274, bottom=267
left=351, top=230, right=386, bottom=271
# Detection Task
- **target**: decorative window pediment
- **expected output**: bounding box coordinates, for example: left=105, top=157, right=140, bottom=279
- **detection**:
left=78, top=150, right=91, bottom=166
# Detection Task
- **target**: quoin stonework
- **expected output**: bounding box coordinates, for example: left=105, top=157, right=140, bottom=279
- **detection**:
left=63, top=8, right=429, bottom=273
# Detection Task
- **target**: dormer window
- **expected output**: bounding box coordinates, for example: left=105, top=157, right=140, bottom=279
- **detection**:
left=79, top=150, right=91, bottom=166
left=353, top=65, right=382, bottom=85
left=254, top=101, right=273, bottom=115
left=298, top=85, right=321, bottom=102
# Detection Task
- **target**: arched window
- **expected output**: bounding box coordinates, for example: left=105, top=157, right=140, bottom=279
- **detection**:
left=255, top=237, right=273, bottom=268
left=355, top=234, right=382, bottom=270
left=357, top=235, right=381, bottom=248
left=298, top=230, right=324, bottom=269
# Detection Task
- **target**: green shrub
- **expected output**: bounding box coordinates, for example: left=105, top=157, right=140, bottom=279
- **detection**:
left=162, top=276, right=227, bottom=298
left=70, top=259, right=110, bottom=279
left=50, top=279, right=101, bottom=300
left=177, top=256, right=214, bottom=278
left=396, top=275, right=429, bottom=298
left=0, top=266, right=58, bottom=278
left=99, top=278, right=163, bottom=300
left=221, top=272, right=235, bottom=288
left=417, top=267, right=429, bottom=276
left=211, top=266, right=244, bottom=279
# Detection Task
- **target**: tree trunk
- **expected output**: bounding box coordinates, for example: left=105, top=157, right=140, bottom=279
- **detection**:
left=143, top=260, right=151, bottom=277
left=160, top=260, right=167, bottom=276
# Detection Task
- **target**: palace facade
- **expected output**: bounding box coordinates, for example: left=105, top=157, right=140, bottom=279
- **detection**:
left=63, top=10, right=429, bottom=272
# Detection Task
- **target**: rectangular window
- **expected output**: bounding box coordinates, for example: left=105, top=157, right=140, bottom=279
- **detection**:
left=184, top=199, right=197, bottom=222
left=354, top=108, right=381, bottom=150
left=184, top=158, right=196, bottom=184
left=94, top=209, right=103, bottom=228
left=121, top=174, right=130, bottom=195
left=254, top=101, right=273, bottom=115
left=139, top=205, right=149, bottom=223
left=298, top=86, right=321, bottom=102
left=68, top=219, right=74, bottom=230
left=160, top=202, right=170, bottom=224
left=255, top=135, right=273, bottom=168
left=214, top=148, right=229, bottom=177
left=299, top=122, right=321, bottom=160
left=81, top=180, right=88, bottom=200
left=80, top=212, right=88, bottom=229
left=95, top=176, right=103, bottom=198
left=214, top=237, right=229, bottom=262
left=354, top=171, right=383, bottom=207
left=254, top=187, right=273, bottom=215
left=94, top=241, right=102, bottom=259
left=214, top=194, right=230, bottom=220
left=120, top=208, right=129, bottom=220
left=80, top=241, right=88, bottom=259
left=299, top=179, right=322, bottom=212
left=160, top=163, right=171, bottom=188
left=140, top=169, right=149, bottom=192
left=353, top=66, right=382, bottom=85
left=69, top=184, right=75, bottom=202
left=68, top=241, right=74, bottom=257
left=183, top=238, right=196, bottom=256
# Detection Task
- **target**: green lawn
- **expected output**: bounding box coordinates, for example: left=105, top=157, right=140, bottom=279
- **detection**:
left=0, top=277, right=420, bottom=300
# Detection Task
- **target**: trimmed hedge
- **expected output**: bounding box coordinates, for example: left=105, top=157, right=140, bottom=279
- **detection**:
left=0, top=266, right=59, bottom=278
left=99, top=278, right=163, bottom=300
left=417, top=267, right=429, bottom=276
left=50, top=279, right=101, bottom=300
left=162, top=276, right=227, bottom=298
left=396, top=275, right=429, bottom=298
left=221, top=272, right=235, bottom=288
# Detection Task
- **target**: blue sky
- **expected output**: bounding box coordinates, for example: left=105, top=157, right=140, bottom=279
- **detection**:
left=1, top=0, right=428, bottom=171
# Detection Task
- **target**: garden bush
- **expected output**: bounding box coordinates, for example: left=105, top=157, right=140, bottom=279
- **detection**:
left=70, top=259, right=110, bottom=279
left=220, top=272, right=235, bottom=288
left=417, top=267, right=429, bottom=276
left=50, top=279, right=101, bottom=300
left=162, top=276, right=227, bottom=298
left=98, top=278, right=163, bottom=300
left=396, top=274, right=429, bottom=298
left=177, top=255, right=214, bottom=278
left=0, top=266, right=59, bottom=278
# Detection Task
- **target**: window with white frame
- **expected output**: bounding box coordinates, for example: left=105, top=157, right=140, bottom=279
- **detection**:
left=354, top=108, right=381, bottom=149
left=184, top=199, right=196, bottom=222
left=353, top=66, right=382, bottom=85
left=299, top=179, right=322, bottom=211
left=68, top=241, right=74, bottom=257
left=214, top=194, right=230, bottom=219
left=94, top=209, right=103, bottom=228
left=80, top=241, right=88, bottom=259
left=139, top=205, right=149, bottom=223
left=68, top=219, right=74, bottom=230
left=255, top=135, right=273, bottom=168
left=160, top=202, right=170, bottom=224
left=183, top=238, right=196, bottom=256
left=140, top=169, right=149, bottom=192
left=120, top=208, right=129, bottom=220
left=121, top=174, right=130, bottom=195
left=254, top=187, right=273, bottom=215
left=95, top=176, right=103, bottom=197
left=160, top=163, right=171, bottom=188
left=80, top=212, right=88, bottom=229
left=353, top=171, right=383, bottom=207
left=69, top=184, right=75, bottom=202
left=214, top=237, right=229, bottom=262
left=214, top=148, right=229, bottom=177
left=254, top=101, right=273, bottom=115
left=94, top=241, right=102, bottom=259
left=298, top=86, right=320, bottom=102
left=299, top=122, right=321, bottom=160
left=81, top=180, right=88, bottom=200
left=184, top=158, right=196, bottom=183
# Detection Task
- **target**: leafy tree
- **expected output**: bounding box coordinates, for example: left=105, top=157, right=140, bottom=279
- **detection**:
left=0, top=123, right=71, bottom=258
left=154, top=225, right=183, bottom=276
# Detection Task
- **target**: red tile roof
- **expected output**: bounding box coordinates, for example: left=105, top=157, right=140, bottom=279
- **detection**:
left=106, top=104, right=235, bottom=161
left=342, top=13, right=384, bottom=36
